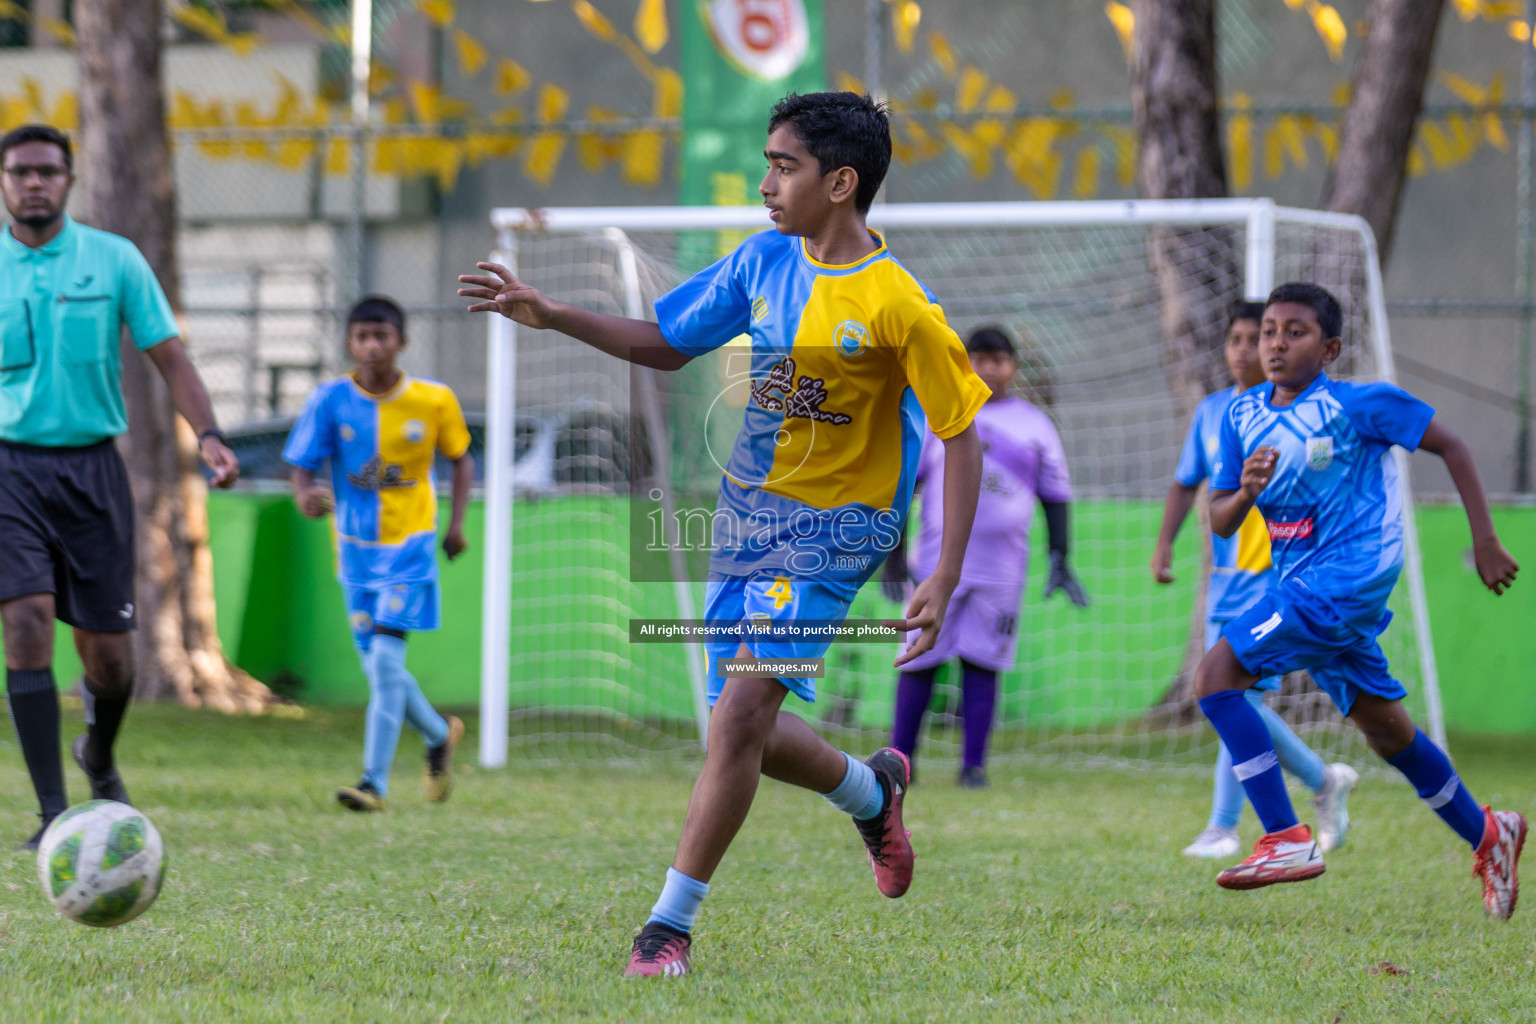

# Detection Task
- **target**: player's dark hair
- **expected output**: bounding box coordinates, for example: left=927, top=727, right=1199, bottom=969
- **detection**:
left=347, top=295, right=406, bottom=334
left=0, top=124, right=72, bottom=171
left=965, top=326, right=1017, bottom=357
left=1265, top=282, right=1342, bottom=340
left=1228, top=301, right=1266, bottom=328
left=767, top=92, right=891, bottom=212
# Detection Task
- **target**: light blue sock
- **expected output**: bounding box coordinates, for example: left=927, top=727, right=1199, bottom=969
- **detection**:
left=400, top=670, right=450, bottom=748
left=821, top=752, right=884, bottom=821
left=1255, top=695, right=1326, bottom=792
left=359, top=635, right=411, bottom=796
left=1209, top=740, right=1245, bottom=831
left=647, top=867, right=709, bottom=933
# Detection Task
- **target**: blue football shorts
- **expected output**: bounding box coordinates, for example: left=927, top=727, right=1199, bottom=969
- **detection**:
left=1222, top=577, right=1406, bottom=716
left=344, top=579, right=440, bottom=652
left=1205, top=618, right=1280, bottom=692
left=702, top=572, right=857, bottom=705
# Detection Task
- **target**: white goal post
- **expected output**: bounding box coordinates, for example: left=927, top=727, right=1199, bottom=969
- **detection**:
left=476, top=199, right=1443, bottom=770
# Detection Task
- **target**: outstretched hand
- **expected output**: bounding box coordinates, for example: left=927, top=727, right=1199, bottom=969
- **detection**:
left=457, top=262, right=558, bottom=329
left=1044, top=551, right=1090, bottom=607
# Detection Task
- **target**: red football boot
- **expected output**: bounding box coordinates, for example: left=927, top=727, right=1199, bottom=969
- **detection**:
left=1216, top=822, right=1326, bottom=890
left=853, top=747, right=914, bottom=898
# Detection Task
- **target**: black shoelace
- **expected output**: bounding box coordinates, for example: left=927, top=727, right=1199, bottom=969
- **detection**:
left=633, top=926, right=684, bottom=961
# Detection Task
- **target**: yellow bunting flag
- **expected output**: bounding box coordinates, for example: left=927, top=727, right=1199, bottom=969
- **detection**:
left=1071, top=146, right=1100, bottom=199
left=836, top=71, right=865, bottom=95
left=1305, top=1, right=1347, bottom=61
left=635, top=0, right=668, bottom=54
left=495, top=58, right=531, bottom=96
left=1104, top=2, right=1134, bottom=62
left=418, top=0, right=455, bottom=28
left=1005, top=118, right=1066, bottom=198
left=651, top=67, right=683, bottom=118
left=524, top=83, right=569, bottom=186
left=955, top=67, right=989, bottom=114
left=893, top=1, right=921, bottom=55
left=169, top=3, right=261, bottom=55
left=1227, top=93, right=1254, bottom=192
left=38, top=15, right=74, bottom=46
left=453, top=29, right=488, bottom=77
left=1263, top=116, right=1310, bottom=179
left=928, top=31, right=957, bottom=77
left=573, top=0, right=618, bottom=42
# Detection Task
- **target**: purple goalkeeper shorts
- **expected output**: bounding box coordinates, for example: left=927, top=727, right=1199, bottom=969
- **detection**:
left=899, top=580, right=1024, bottom=673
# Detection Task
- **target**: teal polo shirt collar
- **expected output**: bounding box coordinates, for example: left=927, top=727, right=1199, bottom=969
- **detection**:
left=2, top=214, right=75, bottom=260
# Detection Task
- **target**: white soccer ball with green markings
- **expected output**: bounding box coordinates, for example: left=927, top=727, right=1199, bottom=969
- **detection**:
left=36, top=800, right=165, bottom=927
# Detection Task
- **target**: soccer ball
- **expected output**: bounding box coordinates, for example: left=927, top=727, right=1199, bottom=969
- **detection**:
left=36, top=800, right=165, bottom=927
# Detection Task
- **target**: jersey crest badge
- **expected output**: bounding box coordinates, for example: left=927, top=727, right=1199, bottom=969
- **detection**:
left=833, top=319, right=869, bottom=358
left=1306, top=436, right=1334, bottom=471
left=403, top=419, right=426, bottom=443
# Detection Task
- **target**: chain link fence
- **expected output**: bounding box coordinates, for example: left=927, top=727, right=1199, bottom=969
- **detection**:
left=0, top=0, right=1531, bottom=493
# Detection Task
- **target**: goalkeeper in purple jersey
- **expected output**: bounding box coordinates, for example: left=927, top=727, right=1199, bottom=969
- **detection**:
left=1153, top=303, right=1357, bottom=860
left=1194, top=282, right=1523, bottom=918
left=883, top=327, right=1089, bottom=788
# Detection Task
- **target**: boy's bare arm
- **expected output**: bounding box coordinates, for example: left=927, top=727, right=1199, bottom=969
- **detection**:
left=444, top=454, right=474, bottom=560
left=458, top=262, right=689, bottom=371
left=892, top=423, right=981, bottom=666
left=1209, top=446, right=1277, bottom=538
left=291, top=467, right=333, bottom=518
left=1152, top=480, right=1199, bottom=583
left=1418, top=419, right=1519, bottom=594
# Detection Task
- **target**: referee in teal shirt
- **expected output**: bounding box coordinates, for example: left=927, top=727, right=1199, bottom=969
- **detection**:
left=0, top=124, right=239, bottom=850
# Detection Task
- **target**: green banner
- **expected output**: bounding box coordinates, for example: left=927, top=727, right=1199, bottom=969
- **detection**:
left=680, top=0, right=827, bottom=221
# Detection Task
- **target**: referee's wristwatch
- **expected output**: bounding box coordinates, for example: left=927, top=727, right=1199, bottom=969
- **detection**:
left=197, top=429, right=227, bottom=447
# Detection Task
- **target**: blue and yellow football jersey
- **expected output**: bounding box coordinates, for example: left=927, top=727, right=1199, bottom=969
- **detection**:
left=1176, top=386, right=1275, bottom=621
left=283, top=374, right=471, bottom=587
left=656, top=229, right=990, bottom=585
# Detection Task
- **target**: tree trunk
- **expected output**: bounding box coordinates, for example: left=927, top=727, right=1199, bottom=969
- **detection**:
left=1323, top=0, right=1446, bottom=264
left=74, top=0, right=270, bottom=712
left=1132, top=0, right=1236, bottom=722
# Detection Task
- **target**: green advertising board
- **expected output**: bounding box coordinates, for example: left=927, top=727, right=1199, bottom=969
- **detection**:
left=680, top=0, right=827, bottom=213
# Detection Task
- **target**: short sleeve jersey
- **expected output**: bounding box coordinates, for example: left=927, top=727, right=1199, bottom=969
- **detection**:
left=283, top=373, right=471, bottom=587
left=1175, top=386, right=1276, bottom=621
left=1213, top=374, right=1434, bottom=632
left=910, top=396, right=1071, bottom=588
left=0, top=217, right=180, bottom=446
left=655, top=229, right=990, bottom=586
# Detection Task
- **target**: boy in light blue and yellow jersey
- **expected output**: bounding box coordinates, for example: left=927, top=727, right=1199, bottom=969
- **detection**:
left=657, top=223, right=988, bottom=705
left=283, top=296, right=471, bottom=813
left=1193, top=283, right=1524, bottom=917
left=460, top=92, right=987, bottom=977
left=1156, top=304, right=1350, bottom=862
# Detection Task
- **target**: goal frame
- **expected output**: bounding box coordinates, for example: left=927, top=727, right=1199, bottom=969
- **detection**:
left=476, top=198, right=1443, bottom=768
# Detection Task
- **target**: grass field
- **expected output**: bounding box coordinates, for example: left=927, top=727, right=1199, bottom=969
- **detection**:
left=0, top=705, right=1532, bottom=1023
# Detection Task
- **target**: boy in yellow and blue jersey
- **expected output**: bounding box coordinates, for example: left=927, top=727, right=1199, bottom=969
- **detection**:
left=283, top=296, right=471, bottom=812
left=460, top=92, right=988, bottom=977
left=1193, top=282, right=1523, bottom=917
left=1153, top=303, right=1356, bottom=860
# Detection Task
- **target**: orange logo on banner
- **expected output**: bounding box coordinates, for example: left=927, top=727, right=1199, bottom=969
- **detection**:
left=702, top=0, right=810, bottom=80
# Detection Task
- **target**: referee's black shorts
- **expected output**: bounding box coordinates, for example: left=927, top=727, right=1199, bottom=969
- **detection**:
left=0, top=439, right=136, bottom=632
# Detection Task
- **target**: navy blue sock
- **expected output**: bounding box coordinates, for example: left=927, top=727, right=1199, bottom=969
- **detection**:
left=1385, top=729, right=1488, bottom=849
left=1198, top=690, right=1298, bottom=834
left=5, top=668, right=67, bottom=817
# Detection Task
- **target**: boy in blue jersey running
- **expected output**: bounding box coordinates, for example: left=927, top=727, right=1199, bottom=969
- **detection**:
left=283, top=296, right=472, bottom=812
left=1193, top=282, right=1524, bottom=918
left=460, top=92, right=987, bottom=977
left=1153, top=303, right=1357, bottom=859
